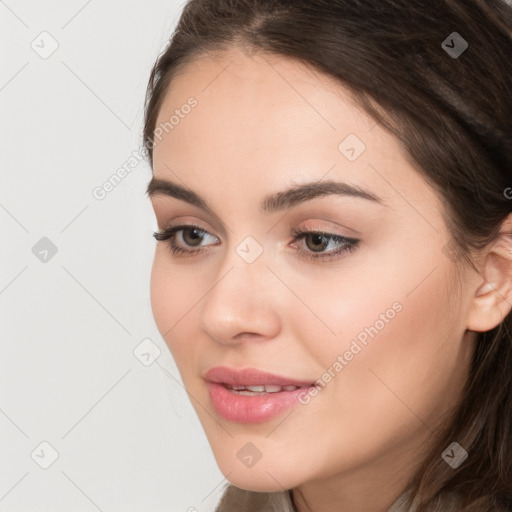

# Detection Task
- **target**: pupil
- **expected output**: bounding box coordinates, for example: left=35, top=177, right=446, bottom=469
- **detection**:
left=308, top=234, right=327, bottom=252
left=185, top=228, right=202, bottom=246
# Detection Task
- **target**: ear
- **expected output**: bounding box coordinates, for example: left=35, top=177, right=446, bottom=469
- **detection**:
left=467, top=214, right=512, bottom=332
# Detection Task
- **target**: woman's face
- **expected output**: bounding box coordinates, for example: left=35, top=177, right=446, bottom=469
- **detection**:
left=148, top=47, right=479, bottom=494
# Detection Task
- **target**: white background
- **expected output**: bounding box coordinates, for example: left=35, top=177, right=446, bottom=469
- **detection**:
left=1, top=1, right=226, bottom=511
left=3, top=1, right=512, bottom=511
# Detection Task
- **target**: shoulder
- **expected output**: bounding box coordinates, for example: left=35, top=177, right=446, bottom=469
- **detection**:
left=388, top=488, right=466, bottom=512
left=214, top=484, right=478, bottom=512
left=214, top=484, right=294, bottom=512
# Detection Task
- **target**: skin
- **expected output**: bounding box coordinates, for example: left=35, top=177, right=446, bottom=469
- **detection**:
left=148, top=46, right=511, bottom=512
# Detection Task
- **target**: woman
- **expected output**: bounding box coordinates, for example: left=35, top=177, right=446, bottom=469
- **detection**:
left=142, top=0, right=512, bottom=510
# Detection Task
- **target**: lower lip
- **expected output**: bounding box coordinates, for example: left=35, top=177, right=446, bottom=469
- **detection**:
left=206, top=382, right=313, bottom=423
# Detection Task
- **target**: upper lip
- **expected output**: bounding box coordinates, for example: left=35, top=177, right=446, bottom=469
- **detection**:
left=204, top=366, right=315, bottom=387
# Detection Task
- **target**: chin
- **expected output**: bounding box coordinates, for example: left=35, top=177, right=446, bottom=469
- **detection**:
left=213, top=451, right=305, bottom=492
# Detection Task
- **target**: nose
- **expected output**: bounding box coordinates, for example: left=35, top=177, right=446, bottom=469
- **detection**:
left=198, top=245, right=282, bottom=346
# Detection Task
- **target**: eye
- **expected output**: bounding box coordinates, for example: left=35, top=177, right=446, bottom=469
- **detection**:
left=153, top=224, right=219, bottom=257
left=289, top=227, right=360, bottom=262
left=152, top=224, right=360, bottom=262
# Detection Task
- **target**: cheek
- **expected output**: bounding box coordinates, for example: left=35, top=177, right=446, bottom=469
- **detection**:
left=317, top=266, right=463, bottom=434
left=149, top=252, right=201, bottom=363
left=150, top=254, right=173, bottom=335
left=286, top=247, right=463, bottom=421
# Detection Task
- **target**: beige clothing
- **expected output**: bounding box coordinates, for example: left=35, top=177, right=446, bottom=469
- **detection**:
left=214, top=483, right=464, bottom=512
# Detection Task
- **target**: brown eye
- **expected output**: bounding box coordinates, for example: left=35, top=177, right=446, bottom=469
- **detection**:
left=181, top=227, right=206, bottom=247
left=153, top=224, right=219, bottom=257
left=304, top=233, right=330, bottom=252
left=290, top=228, right=360, bottom=262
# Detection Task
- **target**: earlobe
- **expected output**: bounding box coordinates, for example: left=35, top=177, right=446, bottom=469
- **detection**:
left=466, top=215, right=512, bottom=333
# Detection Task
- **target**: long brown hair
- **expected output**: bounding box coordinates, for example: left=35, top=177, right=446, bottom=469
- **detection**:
left=142, top=1, right=512, bottom=510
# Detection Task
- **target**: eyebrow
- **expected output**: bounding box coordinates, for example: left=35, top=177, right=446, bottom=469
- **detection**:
left=146, top=176, right=385, bottom=215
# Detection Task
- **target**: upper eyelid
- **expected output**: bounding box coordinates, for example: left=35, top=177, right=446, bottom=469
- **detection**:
left=150, top=191, right=377, bottom=238
left=159, top=210, right=356, bottom=231
left=164, top=224, right=357, bottom=245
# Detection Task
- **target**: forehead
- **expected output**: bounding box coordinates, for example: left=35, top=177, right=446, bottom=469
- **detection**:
left=154, top=46, right=375, bottom=156
left=151, top=46, right=441, bottom=221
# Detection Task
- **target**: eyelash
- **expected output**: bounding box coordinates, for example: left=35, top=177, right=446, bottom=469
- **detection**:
left=152, top=224, right=360, bottom=262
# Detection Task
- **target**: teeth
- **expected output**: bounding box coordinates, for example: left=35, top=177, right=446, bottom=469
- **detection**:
left=226, top=383, right=301, bottom=394
left=264, top=385, right=283, bottom=393
left=246, top=385, right=265, bottom=392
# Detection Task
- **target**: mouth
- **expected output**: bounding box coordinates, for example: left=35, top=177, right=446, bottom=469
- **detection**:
left=221, top=383, right=307, bottom=395
left=204, top=365, right=316, bottom=388
left=203, top=366, right=319, bottom=423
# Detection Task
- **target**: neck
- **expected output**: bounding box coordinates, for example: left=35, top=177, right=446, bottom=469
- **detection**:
left=290, top=431, right=430, bottom=512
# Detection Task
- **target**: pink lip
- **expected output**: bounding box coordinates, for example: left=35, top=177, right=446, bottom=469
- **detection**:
left=204, top=366, right=317, bottom=424
left=204, top=366, right=315, bottom=387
